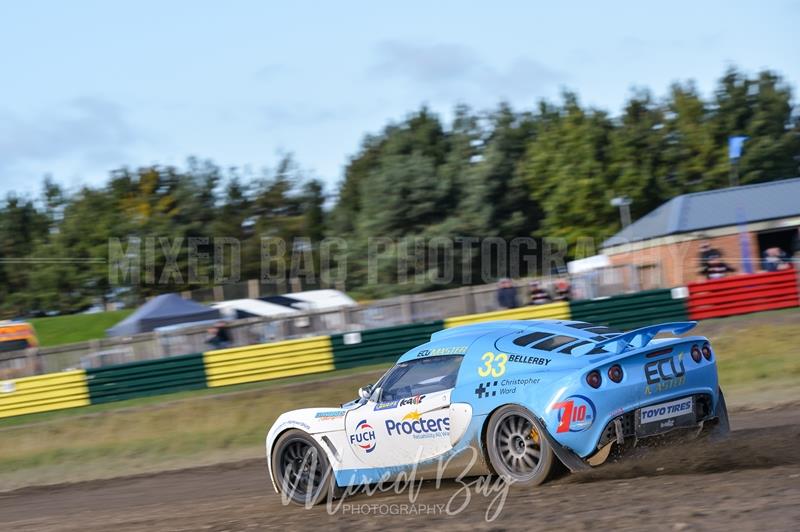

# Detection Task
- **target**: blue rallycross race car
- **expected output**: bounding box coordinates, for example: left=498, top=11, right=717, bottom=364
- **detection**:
left=266, top=319, right=729, bottom=505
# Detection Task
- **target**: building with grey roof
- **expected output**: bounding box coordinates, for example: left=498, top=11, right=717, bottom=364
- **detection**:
left=601, top=178, right=800, bottom=287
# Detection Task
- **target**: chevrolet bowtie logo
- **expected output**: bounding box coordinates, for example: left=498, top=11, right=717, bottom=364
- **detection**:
left=401, top=410, right=422, bottom=421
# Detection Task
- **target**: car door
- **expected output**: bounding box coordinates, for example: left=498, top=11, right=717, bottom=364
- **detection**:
left=344, top=355, right=462, bottom=468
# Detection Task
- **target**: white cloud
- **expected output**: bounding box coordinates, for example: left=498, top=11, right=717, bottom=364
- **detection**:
left=369, top=42, right=481, bottom=84
left=0, top=97, right=144, bottom=195
left=368, top=41, right=566, bottom=101
left=0, top=97, right=137, bottom=172
left=261, top=105, right=344, bottom=129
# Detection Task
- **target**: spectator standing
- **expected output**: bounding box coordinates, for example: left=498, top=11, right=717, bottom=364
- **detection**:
left=697, top=239, right=721, bottom=272
left=762, top=247, right=791, bottom=272
left=206, top=321, right=232, bottom=349
left=553, top=277, right=572, bottom=302
left=701, top=254, right=736, bottom=280
left=497, top=278, right=519, bottom=309
left=528, top=281, right=552, bottom=305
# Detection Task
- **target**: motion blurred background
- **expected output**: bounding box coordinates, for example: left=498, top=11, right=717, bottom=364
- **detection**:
left=0, top=5, right=799, bottom=526
left=1, top=1, right=799, bottom=368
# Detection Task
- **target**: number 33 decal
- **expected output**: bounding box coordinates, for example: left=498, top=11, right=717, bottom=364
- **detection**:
left=478, top=352, right=508, bottom=378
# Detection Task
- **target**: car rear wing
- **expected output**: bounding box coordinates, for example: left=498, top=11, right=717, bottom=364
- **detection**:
left=572, top=321, right=697, bottom=356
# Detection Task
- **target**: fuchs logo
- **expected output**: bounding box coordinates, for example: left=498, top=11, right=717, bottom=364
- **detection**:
left=552, top=395, right=596, bottom=433
left=399, top=394, right=425, bottom=407
left=385, top=410, right=450, bottom=437
left=350, top=419, right=376, bottom=453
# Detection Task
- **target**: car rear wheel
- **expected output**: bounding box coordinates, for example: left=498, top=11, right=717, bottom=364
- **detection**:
left=271, top=429, right=336, bottom=506
left=485, top=405, right=555, bottom=486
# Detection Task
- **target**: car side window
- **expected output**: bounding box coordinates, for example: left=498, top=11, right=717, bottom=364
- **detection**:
left=379, top=355, right=463, bottom=402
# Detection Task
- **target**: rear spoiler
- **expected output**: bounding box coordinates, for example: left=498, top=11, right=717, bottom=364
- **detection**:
left=572, top=321, right=697, bottom=356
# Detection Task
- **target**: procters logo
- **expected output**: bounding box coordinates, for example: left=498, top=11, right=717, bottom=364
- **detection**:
left=350, top=419, right=377, bottom=453
left=385, top=410, right=450, bottom=437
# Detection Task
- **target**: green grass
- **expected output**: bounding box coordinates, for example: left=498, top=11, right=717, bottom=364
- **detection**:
left=1, top=307, right=799, bottom=491
left=29, top=310, right=133, bottom=347
left=692, top=307, right=800, bottom=404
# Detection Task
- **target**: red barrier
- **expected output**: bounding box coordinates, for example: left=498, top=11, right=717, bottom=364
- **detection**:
left=687, top=269, right=800, bottom=320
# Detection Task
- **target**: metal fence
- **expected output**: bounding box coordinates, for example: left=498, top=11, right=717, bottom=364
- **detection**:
left=0, top=263, right=664, bottom=378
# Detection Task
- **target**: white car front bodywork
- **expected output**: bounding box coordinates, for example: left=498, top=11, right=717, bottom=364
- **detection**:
left=265, top=389, right=480, bottom=491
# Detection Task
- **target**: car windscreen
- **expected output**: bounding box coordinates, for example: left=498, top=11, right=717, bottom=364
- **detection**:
left=379, top=355, right=463, bottom=402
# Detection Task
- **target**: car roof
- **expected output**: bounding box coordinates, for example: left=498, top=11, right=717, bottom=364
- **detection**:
left=396, top=320, right=623, bottom=363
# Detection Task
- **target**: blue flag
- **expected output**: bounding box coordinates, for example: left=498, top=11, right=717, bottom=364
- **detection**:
left=729, top=136, right=748, bottom=160
left=736, top=206, right=753, bottom=274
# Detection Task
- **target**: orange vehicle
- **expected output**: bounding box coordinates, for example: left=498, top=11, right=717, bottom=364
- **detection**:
left=0, top=321, right=38, bottom=353
left=0, top=321, right=39, bottom=379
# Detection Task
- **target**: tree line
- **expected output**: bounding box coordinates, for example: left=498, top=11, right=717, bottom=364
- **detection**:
left=1, top=67, right=798, bottom=316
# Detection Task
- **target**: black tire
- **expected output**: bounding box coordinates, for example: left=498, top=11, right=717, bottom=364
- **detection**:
left=271, top=429, right=337, bottom=506
left=710, top=388, right=731, bottom=440
left=484, top=405, right=555, bottom=487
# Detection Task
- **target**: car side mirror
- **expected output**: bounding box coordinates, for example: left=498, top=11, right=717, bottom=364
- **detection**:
left=358, top=384, right=373, bottom=400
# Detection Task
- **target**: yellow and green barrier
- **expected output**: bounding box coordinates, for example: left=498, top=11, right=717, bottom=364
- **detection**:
left=204, top=335, right=334, bottom=388
left=0, top=370, right=90, bottom=419
left=86, top=353, right=207, bottom=404
left=568, top=289, right=688, bottom=330
left=445, top=301, right=570, bottom=328
left=330, top=321, right=445, bottom=370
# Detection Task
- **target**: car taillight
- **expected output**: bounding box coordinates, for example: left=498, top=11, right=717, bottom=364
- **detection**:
left=702, top=343, right=712, bottom=361
left=691, top=345, right=702, bottom=363
left=608, top=364, right=623, bottom=383
left=586, top=370, right=602, bottom=388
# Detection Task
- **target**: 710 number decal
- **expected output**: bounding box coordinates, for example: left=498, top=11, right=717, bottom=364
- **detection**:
left=552, top=395, right=596, bottom=433
left=478, top=352, right=508, bottom=378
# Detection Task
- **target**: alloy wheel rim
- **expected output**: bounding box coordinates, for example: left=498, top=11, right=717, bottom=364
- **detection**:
left=494, top=413, right=542, bottom=477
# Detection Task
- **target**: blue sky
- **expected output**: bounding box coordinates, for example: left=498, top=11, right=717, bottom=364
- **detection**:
left=1, top=1, right=798, bottom=198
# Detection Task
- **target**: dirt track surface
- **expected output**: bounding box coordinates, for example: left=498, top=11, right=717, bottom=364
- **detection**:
left=2, top=406, right=799, bottom=532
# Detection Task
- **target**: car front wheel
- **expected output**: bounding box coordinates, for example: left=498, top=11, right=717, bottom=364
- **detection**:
left=271, top=429, right=337, bottom=506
